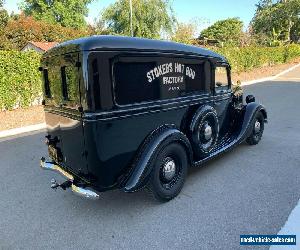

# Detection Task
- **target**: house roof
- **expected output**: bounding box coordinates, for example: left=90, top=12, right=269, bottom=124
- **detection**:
left=28, top=41, right=59, bottom=51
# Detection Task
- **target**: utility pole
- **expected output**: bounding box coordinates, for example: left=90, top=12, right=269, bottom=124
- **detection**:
left=129, top=0, right=133, bottom=37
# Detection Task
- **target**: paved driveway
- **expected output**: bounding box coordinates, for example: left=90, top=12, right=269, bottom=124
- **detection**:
left=0, top=71, right=299, bottom=250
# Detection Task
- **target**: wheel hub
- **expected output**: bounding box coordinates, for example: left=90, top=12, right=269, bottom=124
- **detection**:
left=254, top=120, right=261, bottom=133
left=162, top=158, right=176, bottom=181
left=203, top=124, right=212, bottom=140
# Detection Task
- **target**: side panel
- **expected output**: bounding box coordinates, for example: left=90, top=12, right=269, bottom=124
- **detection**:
left=83, top=51, right=217, bottom=190
left=84, top=107, right=188, bottom=190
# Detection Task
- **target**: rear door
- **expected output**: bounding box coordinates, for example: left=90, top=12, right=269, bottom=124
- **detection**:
left=43, top=53, right=88, bottom=176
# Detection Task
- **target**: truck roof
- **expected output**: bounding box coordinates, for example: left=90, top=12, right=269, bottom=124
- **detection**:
left=44, top=35, right=226, bottom=62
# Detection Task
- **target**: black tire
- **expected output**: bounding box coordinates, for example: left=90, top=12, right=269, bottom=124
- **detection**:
left=190, top=106, right=219, bottom=156
left=246, top=112, right=264, bottom=145
left=147, top=142, right=188, bottom=202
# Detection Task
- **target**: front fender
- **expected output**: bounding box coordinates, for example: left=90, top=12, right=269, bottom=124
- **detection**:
left=123, top=125, right=192, bottom=193
left=238, top=102, right=267, bottom=142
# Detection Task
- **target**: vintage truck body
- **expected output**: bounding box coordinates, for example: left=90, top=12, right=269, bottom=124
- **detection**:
left=40, top=36, right=267, bottom=201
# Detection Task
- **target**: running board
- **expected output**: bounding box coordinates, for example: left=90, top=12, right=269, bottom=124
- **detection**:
left=193, top=131, right=240, bottom=167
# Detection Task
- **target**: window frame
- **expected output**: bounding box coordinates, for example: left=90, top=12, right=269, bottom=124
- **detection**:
left=214, top=64, right=231, bottom=94
left=43, top=69, right=51, bottom=98
left=111, top=53, right=212, bottom=108
left=60, top=66, right=69, bottom=101
left=91, top=58, right=101, bottom=110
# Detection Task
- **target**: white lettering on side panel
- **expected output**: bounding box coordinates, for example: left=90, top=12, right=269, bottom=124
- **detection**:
left=146, top=62, right=196, bottom=83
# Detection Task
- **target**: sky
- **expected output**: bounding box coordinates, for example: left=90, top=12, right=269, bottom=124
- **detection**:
left=4, top=0, right=259, bottom=30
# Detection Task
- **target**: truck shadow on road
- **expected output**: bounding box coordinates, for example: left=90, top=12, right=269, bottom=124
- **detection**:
left=53, top=141, right=253, bottom=209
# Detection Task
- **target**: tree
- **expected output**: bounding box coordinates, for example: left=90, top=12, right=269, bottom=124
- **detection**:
left=200, top=18, right=243, bottom=46
left=256, top=0, right=273, bottom=10
left=251, top=0, right=300, bottom=44
left=0, top=14, right=93, bottom=50
left=100, top=0, right=176, bottom=39
left=21, top=0, right=94, bottom=29
left=0, top=0, right=9, bottom=29
left=172, top=22, right=197, bottom=45
left=0, top=0, right=9, bottom=49
left=92, top=14, right=110, bottom=35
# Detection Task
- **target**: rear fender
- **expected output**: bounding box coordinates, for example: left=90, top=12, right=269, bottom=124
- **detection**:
left=123, top=125, right=192, bottom=193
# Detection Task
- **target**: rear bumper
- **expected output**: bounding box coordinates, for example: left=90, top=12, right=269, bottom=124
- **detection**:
left=40, top=157, right=74, bottom=181
left=40, top=157, right=100, bottom=200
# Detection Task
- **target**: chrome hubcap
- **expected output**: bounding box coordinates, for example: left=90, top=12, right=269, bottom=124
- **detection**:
left=162, top=158, right=176, bottom=181
left=254, top=120, right=261, bottom=133
left=204, top=124, right=212, bottom=140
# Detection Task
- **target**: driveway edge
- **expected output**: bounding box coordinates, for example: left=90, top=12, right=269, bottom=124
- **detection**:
left=241, top=63, right=300, bottom=86
left=0, top=123, right=46, bottom=139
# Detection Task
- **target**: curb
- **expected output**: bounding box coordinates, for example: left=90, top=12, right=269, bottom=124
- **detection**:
left=270, top=198, right=300, bottom=250
left=0, top=123, right=46, bottom=139
left=241, top=63, right=300, bottom=86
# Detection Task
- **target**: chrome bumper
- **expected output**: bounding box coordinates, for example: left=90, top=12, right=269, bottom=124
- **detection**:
left=40, top=157, right=99, bottom=200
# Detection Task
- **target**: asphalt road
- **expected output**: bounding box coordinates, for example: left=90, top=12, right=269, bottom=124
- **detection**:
left=0, top=71, right=300, bottom=250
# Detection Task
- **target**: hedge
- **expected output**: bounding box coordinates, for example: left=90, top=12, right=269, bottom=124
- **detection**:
left=214, top=44, right=300, bottom=73
left=1, top=45, right=300, bottom=110
left=0, top=50, right=42, bottom=110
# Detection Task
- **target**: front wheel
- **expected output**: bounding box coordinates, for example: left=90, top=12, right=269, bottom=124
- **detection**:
left=147, top=143, right=188, bottom=202
left=246, top=112, right=265, bottom=145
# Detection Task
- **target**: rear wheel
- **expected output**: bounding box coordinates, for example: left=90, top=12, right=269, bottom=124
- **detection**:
left=246, top=112, right=264, bottom=145
left=147, top=143, right=188, bottom=202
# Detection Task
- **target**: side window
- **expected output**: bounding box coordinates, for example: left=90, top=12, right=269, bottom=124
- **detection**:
left=64, top=66, right=79, bottom=103
left=113, top=57, right=206, bottom=105
left=47, top=65, right=79, bottom=107
left=60, top=65, right=80, bottom=107
left=45, top=53, right=80, bottom=108
left=114, top=61, right=160, bottom=105
left=48, top=66, right=62, bottom=106
left=215, top=66, right=229, bottom=93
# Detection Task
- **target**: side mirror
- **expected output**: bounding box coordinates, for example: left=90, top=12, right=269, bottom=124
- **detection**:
left=246, top=95, right=255, bottom=104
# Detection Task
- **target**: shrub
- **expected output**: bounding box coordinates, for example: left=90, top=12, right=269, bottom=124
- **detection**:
left=1, top=44, right=300, bottom=111
left=0, top=50, right=42, bottom=110
left=213, top=45, right=300, bottom=72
